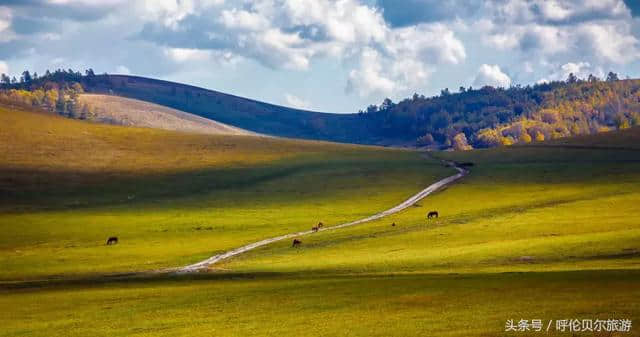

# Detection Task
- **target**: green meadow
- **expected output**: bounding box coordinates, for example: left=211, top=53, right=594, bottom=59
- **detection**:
left=223, top=143, right=640, bottom=274
left=1, top=105, right=640, bottom=336
left=0, top=105, right=449, bottom=280
left=2, top=271, right=639, bottom=337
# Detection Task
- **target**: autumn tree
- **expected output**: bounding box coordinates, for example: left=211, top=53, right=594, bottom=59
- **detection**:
left=452, top=133, right=472, bottom=151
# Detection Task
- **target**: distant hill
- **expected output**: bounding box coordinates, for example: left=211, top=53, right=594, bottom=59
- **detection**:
left=2, top=69, right=639, bottom=148
left=78, top=94, right=255, bottom=136
left=80, top=74, right=374, bottom=144
left=360, top=74, right=640, bottom=149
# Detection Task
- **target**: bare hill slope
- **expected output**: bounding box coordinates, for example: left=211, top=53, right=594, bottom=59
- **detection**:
left=79, top=94, right=255, bottom=136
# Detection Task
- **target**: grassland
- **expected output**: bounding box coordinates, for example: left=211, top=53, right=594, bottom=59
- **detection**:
left=1, top=104, right=639, bottom=336
left=0, top=104, right=450, bottom=280
left=221, top=142, right=640, bottom=275
left=2, top=270, right=639, bottom=337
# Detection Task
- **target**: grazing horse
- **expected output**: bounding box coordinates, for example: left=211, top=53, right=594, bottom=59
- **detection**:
left=317, top=222, right=324, bottom=228
left=106, top=236, right=118, bottom=245
left=292, top=239, right=302, bottom=247
left=311, top=226, right=319, bottom=232
left=427, top=211, right=439, bottom=219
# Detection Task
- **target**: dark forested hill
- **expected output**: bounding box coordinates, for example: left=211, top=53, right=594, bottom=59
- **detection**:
left=2, top=69, right=639, bottom=148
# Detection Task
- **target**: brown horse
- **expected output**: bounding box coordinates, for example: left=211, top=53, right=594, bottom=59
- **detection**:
left=292, top=239, right=302, bottom=247
left=427, top=211, right=439, bottom=219
left=311, top=226, right=319, bottom=232
left=106, top=237, right=118, bottom=245
left=317, top=222, right=324, bottom=228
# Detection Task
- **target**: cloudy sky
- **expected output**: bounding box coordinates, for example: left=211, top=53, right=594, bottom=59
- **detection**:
left=1, top=0, right=640, bottom=112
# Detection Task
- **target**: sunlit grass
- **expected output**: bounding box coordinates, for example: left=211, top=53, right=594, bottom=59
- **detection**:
left=0, top=105, right=450, bottom=280
left=2, top=106, right=640, bottom=336
left=221, top=139, right=640, bottom=275
left=1, top=271, right=639, bottom=337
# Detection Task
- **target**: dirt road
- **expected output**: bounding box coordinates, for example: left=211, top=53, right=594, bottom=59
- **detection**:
left=177, top=160, right=467, bottom=273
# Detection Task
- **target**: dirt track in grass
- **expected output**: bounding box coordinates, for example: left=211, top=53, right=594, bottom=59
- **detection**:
left=176, top=160, right=468, bottom=273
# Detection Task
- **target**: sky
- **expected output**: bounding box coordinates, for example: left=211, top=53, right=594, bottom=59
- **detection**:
left=1, top=0, right=640, bottom=113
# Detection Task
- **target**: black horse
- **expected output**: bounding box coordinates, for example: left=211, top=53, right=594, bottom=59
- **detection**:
left=106, top=236, right=118, bottom=245
left=292, top=239, right=302, bottom=247
left=427, top=211, right=439, bottom=219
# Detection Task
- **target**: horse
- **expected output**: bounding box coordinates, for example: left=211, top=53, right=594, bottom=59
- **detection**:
left=391, top=222, right=396, bottom=227
left=292, top=239, right=302, bottom=247
left=427, top=211, right=439, bottom=219
left=106, top=237, right=118, bottom=245
left=311, top=226, right=319, bottom=232
left=317, top=222, right=324, bottom=228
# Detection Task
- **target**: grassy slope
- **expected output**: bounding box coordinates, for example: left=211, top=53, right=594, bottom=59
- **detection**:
left=0, top=104, right=450, bottom=280
left=1, top=107, right=639, bottom=336
left=221, top=128, right=640, bottom=274
left=78, top=94, right=254, bottom=136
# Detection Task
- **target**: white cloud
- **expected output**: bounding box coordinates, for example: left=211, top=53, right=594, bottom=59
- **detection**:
left=541, top=61, right=604, bottom=82
left=389, top=23, right=466, bottom=65
left=51, top=57, right=65, bottom=65
left=536, top=0, right=572, bottom=21
left=484, top=0, right=630, bottom=25
left=220, top=8, right=270, bottom=31
left=115, top=65, right=130, bottom=74
left=474, top=64, right=511, bottom=88
left=46, top=0, right=128, bottom=5
left=164, top=48, right=212, bottom=63
left=477, top=0, right=640, bottom=65
left=135, top=0, right=224, bottom=29
left=2, top=0, right=640, bottom=113
left=345, top=23, right=463, bottom=98
left=0, top=6, right=15, bottom=43
left=174, top=0, right=465, bottom=97
left=212, top=0, right=390, bottom=71
left=284, top=93, right=311, bottom=110
left=561, top=62, right=590, bottom=76
left=346, top=48, right=398, bottom=97
left=576, top=23, right=640, bottom=63
left=0, top=60, right=8, bottom=74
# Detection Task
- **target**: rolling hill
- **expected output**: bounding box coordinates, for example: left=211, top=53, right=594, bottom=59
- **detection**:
left=3, top=70, right=639, bottom=148
left=81, top=74, right=374, bottom=143
left=78, top=94, right=255, bottom=136
left=1, top=101, right=639, bottom=336
left=0, top=103, right=450, bottom=279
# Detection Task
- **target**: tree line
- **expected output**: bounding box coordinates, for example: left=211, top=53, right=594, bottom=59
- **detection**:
left=358, top=72, right=638, bottom=149
left=0, top=68, right=101, bottom=119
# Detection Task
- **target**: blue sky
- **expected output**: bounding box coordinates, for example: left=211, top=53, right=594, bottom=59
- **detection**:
left=0, top=0, right=639, bottom=113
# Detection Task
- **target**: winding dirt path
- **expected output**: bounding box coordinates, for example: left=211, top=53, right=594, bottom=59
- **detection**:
left=176, top=160, right=468, bottom=273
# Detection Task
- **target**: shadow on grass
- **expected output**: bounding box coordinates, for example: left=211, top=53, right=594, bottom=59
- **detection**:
left=1, top=156, right=436, bottom=212
left=2, top=268, right=640, bottom=293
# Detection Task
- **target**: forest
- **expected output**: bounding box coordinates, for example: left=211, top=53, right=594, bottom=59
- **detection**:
left=359, top=72, right=640, bottom=149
